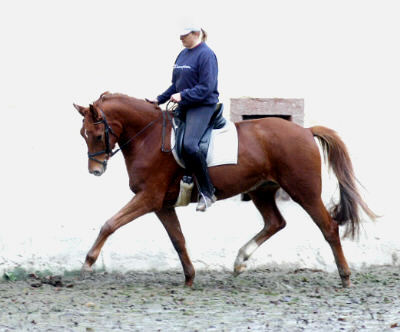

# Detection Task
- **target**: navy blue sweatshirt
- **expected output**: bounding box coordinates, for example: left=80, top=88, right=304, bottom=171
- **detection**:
left=157, top=42, right=219, bottom=107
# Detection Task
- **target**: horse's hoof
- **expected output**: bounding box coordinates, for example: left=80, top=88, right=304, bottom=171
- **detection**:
left=80, top=264, right=94, bottom=279
left=184, top=280, right=194, bottom=287
left=233, top=264, right=247, bottom=277
left=341, top=276, right=351, bottom=288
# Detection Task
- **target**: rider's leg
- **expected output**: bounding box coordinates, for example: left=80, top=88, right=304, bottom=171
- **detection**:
left=182, top=104, right=216, bottom=210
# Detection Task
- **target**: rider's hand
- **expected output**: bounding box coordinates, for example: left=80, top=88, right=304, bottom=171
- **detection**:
left=145, top=98, right=158, bottom=105
left=170, top=93, right=182, bottom=103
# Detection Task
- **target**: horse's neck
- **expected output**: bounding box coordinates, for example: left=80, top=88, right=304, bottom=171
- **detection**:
left=107, top=99, right=159, bottom=141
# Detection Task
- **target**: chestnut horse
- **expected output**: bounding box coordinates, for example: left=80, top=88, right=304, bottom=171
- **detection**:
left=73, top=92, right=376, bottom=287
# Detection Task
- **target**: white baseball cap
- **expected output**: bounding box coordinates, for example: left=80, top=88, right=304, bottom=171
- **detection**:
left=179, top=25, right=202, bottom=36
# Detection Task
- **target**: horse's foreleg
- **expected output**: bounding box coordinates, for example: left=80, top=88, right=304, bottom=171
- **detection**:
left=82, top=193, right=153, bottom=273
left=155, top=208, right=195, bottom=287
left=234, top=187, right=286, bottom=276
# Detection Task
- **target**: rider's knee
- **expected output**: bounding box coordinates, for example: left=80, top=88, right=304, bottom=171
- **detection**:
left=182, top=142, right=199, bottom=158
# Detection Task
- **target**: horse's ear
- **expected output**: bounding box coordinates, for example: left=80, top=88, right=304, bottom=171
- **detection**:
left=89, top=104, right=102, bottom=121
left=73, top=103, right=86, bottom=116
left=100, top=91, right=110, bottom=100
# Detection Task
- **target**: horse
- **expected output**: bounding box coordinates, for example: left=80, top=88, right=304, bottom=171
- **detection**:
left=73, top=92, right=376, bottom=288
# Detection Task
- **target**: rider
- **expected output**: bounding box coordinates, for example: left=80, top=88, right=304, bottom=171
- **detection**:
left=150, top=25, right=219, bottom=211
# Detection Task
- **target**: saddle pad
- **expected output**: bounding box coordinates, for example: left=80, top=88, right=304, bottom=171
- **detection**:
left=171, top=120, right=238, bottom=168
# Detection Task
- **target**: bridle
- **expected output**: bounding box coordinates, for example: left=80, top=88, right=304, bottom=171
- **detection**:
left=87, top=106, right=174, bottom=168
left=87, top=109, right=119, bottom=169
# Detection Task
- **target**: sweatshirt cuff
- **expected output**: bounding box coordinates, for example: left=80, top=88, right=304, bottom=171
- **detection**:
left=180, top=89, right=189, bottom=101
left=157, top=96, right=165, bottom=105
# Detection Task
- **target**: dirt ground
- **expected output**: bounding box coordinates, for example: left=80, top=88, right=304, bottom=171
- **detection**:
left=1, top=265, right=399, bottom=331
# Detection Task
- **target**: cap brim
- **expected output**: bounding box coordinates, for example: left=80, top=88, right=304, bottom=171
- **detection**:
left=179, top=27, right=201, bottom=36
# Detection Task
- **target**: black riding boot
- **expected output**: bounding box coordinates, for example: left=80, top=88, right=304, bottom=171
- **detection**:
left=184, top=150, right=216, bottom=211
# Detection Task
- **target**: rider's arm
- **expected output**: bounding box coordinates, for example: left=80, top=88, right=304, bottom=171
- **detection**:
left=157, top=84, right=177, bottom=105
left=157, top=52, right=183, bottom=105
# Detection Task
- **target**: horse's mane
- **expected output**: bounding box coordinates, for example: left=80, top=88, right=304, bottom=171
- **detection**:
left=93, top=91, right=160, bottom=112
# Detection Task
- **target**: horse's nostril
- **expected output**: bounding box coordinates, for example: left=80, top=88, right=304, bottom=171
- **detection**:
left=93, top=170, right=101, bottom=176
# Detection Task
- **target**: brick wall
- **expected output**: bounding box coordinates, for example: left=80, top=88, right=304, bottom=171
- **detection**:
left=230, top=98, right=304, bottom=126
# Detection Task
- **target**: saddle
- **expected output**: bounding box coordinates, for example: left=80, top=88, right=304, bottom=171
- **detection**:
left=173, top=104, right=226, bottom=167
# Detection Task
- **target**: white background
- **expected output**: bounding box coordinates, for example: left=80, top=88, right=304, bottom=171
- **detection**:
left=1, top=0, right=399, bottom=274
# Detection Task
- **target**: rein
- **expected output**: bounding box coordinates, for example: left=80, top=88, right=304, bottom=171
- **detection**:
left=88, top=104, right=176, bottom=167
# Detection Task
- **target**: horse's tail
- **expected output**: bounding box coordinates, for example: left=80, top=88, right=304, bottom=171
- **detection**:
left=310, top=126, right=377, bottom=239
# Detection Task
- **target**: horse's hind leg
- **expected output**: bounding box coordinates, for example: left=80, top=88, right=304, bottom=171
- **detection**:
left=155, top=208, right=195, bottom=287
left=234, top=185, right=286, bottom=275
left=300, top=198, right=351, bottom=287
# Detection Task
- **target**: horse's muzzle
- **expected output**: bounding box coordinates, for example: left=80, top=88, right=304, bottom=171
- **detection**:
left=91, top=169, right=103, bottom=176
left=89, top=160, right=107, bottom=176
